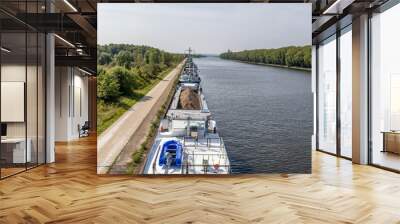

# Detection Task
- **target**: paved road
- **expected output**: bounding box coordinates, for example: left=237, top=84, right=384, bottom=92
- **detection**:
left=97, top=61, right=185, bottom=174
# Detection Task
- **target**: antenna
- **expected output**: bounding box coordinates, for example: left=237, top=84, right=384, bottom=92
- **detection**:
left=185, top=47, right=192, bottom=57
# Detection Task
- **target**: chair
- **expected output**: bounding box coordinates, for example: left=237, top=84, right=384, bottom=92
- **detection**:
left=79, top=121, right=90, bottom=138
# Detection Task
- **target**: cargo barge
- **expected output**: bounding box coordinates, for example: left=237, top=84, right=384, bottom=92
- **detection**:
left=143, top=49, right=230, bottom=174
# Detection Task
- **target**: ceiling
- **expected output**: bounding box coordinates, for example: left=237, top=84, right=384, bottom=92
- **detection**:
left=0, top=0, right=392, bottom=73
left=0, top=0, right=97, bottom=73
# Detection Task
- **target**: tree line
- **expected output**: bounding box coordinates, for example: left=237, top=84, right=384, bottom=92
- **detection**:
left=97, top=44, right=183, bottom=101
left=219, top=46, right=311, bottom=68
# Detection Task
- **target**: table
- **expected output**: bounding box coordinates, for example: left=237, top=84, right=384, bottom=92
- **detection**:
left=382, top=131, right=400, bottom=154
left=1, top=138, right=31, bottom=164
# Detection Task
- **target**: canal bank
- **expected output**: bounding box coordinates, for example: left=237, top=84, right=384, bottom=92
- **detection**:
left=220, top=58, right=311, bottom=72
left=97, top=60, right=186, bottom=174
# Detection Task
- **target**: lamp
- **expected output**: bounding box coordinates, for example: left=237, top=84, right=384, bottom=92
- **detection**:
left=54, top=34, right=75, bottom=48
left=63, top=0, right=78, bottom=12
left=1, top=47, right=11, bottom=53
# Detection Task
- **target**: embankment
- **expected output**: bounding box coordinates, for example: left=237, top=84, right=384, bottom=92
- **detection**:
left=221, top=58, right=311, bottom=72
left=97, top=60, right=186, bottom=174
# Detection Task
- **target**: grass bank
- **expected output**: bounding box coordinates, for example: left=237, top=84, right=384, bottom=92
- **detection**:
left=97, top=66, right=175, bottom=135
left=126, top=64, right=182, bottom=174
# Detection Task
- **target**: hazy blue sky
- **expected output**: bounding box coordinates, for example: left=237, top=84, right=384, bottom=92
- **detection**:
left=98, top=4, right=311, bottom=54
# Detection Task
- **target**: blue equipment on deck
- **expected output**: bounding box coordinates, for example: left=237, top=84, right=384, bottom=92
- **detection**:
left=159, top=140, right=182, bottom=166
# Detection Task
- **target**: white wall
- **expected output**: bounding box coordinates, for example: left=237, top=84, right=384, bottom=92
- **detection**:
left=1, top=65, right=26, bottom=134
left=1, top=82, right=25, bottom=122
left=55, top=67, right=89, bottom=141
left=72, top=72, right=89, bottom=138
left=1, top=63, right=46, bottom=164
left=1, top=65, right=34, bottom=138
left=55, top=66, right=69, bottom=141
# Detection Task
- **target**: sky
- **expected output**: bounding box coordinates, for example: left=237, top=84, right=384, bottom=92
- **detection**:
left=98, top=4, right=311, bottom=54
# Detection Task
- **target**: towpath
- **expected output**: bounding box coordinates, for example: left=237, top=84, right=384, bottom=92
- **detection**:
left=97, top=61, right=185, bottom=174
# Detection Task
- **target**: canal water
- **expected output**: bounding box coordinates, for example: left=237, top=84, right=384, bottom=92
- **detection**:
left=194, top=56, right=312, bottom=173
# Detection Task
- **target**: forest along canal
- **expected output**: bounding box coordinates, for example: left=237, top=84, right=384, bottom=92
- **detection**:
left=194, top=56, right=313, bottom=173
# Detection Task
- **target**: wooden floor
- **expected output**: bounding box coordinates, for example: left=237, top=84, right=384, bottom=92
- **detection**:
left=1, top=167, right=26, bottom=178
left=372, top=151, right=400, bottom=171
left=1, top=136, right=400, bottom=223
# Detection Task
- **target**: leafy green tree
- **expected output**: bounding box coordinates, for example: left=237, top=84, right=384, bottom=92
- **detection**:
left=134, top=51, right=144, bottom=67
left=285, top=48, right=297, bottom=67
left=160, top=51, right=165, bottom=66
left=303, top=47, right=311, bottom=68
left=109, top=66, right=138, bottom=95
left=98, top=52, right=112, bottom=65
left=97, top=44, right=184, bottom=97
left=220, top=45, right=311, bottom=68
left=115, top=50, right=133, bottom=68
left=148, top=49, right=159, bottom=65
left=143, top=51, right=150, bottom=64
left=140, top=64, right=155, bottom=79
left=97, top=70, right=120, bottom=101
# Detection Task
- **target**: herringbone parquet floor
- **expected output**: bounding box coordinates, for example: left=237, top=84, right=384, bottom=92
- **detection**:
left=1, top=135, right=400, bottom=223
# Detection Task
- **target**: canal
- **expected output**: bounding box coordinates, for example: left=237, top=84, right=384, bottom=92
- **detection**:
left=194, top=56, right=312, bottom=173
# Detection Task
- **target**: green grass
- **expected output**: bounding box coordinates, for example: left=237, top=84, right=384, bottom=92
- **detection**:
left=97, top=66, right=175, bottom=135
left=125, top=98, right=169, bottom=174
left=126, top=68, right=181, bottom=174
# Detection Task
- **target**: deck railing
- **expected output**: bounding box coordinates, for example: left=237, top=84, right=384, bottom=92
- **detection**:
left=181, top=152, right=230, bottom=174
left=182, top=136, right=225, bottom=151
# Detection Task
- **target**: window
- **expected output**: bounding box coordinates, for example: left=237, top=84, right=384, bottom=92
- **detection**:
left=0, top=3, right=46, bottom=179
left=339, top=26, right=352, bottom=158
left=318, top=35, right=337, bottom=154
left=370, top=3, right=400, bottom=171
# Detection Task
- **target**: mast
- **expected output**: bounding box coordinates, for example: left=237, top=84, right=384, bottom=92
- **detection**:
left=185, top=47, right=192, bottom=59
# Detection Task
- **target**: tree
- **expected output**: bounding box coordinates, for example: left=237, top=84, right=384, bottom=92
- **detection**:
left=97, top=70, right=120, bottom=101
left=108, top=66, right=135, bottom=95
left=148, top=49, right=159, bottom=65
left=220, top=45, right=311, bottom=68
left=285, top=48, right=298, bottom=67
left=160, top=51, right=165, bottom=66
left=115, top=50, right=133, bottom=68
left=140, top=64, right=155, bottom=79
left=143, top=51, right=150, bottom=64
left=98, top=52, right=112, bottom=65
left=303, top=46, right=311, bottom=68
left=97, top=44, right=184, bottom=91
left=134, top=51, right=144, bottom=67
